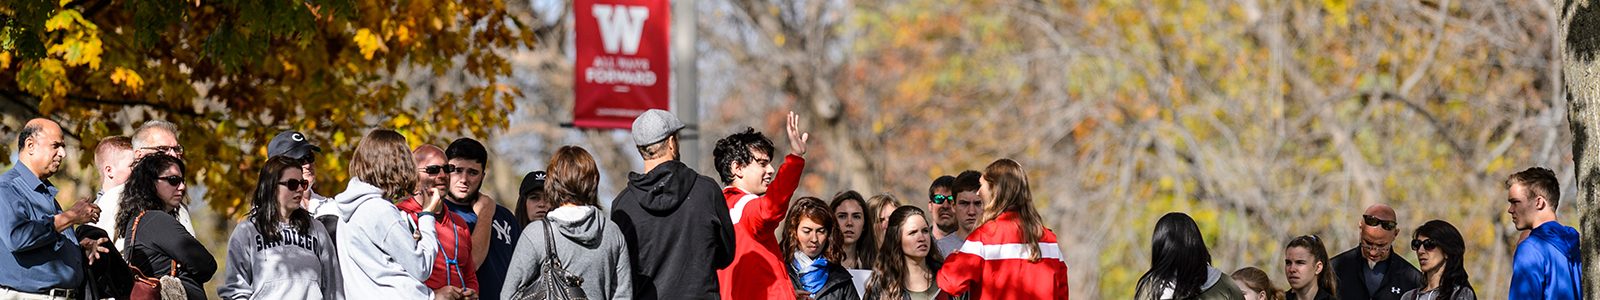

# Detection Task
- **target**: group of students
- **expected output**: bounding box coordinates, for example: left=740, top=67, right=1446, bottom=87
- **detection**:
left=1132, top=167, right=1583, bottom=300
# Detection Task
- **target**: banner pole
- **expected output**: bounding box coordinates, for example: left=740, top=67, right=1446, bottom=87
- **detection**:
left=672, top=0, right=701, bottom=169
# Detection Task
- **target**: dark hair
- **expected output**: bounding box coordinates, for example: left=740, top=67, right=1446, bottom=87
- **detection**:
left=445, top=137, right=490, bottom=167
left=515, top=174, right=547, bottom=227
left=16, top=121, right=43, bottom=151
left=1414, top=220, right=1472, bottom=299
left=866, top=206, right=942, bottom=298
left=1285, top=235, right=1338, bottom=300
left=116, top=153, right=186, bottom=240
left=982, top=158, right=1046, bottom=261
left=929, top=175, right=955, bottom=201
left=712, top=127, right=774, bottom=184
left=781, top=197, right=844, bottom=267
left=250, top=156, right=313, bottom=243
left=830, top=190, right=875, bottom=268
left=1135, top=212, right=1212, bottom=299
left=1231, top=267, right=1283, bottom=300
left=952, top=170, right=981, bottom=195
left=545, top=146, right=599, bottom=207
left=1506, top=167, right=1560, bottom=209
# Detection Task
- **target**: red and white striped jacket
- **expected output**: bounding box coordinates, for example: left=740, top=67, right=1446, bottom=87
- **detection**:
left=936, top=211, right=1069, bottom=300
left=717, top=154, right=805, bottom=300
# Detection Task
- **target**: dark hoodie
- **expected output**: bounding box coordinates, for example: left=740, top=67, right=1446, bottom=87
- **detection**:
left=610, top=160, right=736, bottom=300
left=1510, top=221, right=1581, bottom=300
left=502, top=206, right=631, bottom=299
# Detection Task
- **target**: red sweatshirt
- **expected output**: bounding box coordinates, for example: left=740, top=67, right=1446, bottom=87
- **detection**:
left=936, top=211, right=1069, bottom=300
left=396, top=196, right=479, bottom=292
left=717, top=154, right=805, bottom=300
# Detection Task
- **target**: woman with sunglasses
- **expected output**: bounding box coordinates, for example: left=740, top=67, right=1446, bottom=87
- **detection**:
left=115, top=153, right=216, bottom=300
left=219, top=156, right=341, bottom=299
left=1401, top=220, right=1475, bottom=300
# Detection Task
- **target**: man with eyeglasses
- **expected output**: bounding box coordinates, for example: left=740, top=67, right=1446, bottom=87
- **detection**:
left=938, top=170, right=982, bottom=258
left=396, top=144, right=479, bottom=300
left=0, top=118, right=111, bottom=299
left=1328, top=204, right=1421, bottom=300
left=129, top=120, right=194, bottom=235
left=928, top=175, right=960, bottom=254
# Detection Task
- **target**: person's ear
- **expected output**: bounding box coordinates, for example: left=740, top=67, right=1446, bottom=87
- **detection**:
left=1535, top=195, right=1549, bottom=211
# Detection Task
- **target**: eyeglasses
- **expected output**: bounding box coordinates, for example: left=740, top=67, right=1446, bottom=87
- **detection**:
left=141, top=145, right=184, bottom=155
left=279, top=179, right=310, bottom=191
left=1363, top=215, right=1396, bottom=231
left=421, top=165, right=457, bottom=175
left=1411, top=238, right=1439, bottom=251
left=930, top=194, right=954, bottom=205
left=157, top=175, right=184, bottom=186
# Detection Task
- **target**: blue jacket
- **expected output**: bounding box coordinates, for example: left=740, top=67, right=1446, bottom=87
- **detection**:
left=1510, top=221, right=1582, bottom=300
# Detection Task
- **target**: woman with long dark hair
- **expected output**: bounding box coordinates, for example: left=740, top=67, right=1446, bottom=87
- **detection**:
left=864, top=206, right=944, bottom=300
left=115, top=153, right=216, bottom=300
left=831, top=190, right=874, bottom=270
left=1401, top=220, right=1475, bottom=300
left=936, top=159, right=1070, bottom=299
left=783, top=197, right=860, bottom=300
left=1283, top=235, right=1337, bottom=300
left=219, top=156, right=341, bottom=299
left=1134, top=212, right=1243, bottom=299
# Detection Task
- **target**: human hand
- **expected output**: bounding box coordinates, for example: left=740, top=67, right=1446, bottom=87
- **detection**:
left=80, top=237, right=109, bottom=264
left=786, top=111, right=809, bottom=156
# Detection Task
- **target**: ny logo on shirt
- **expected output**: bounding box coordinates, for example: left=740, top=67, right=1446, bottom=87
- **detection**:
left=493, top=219, right=513, bottom=242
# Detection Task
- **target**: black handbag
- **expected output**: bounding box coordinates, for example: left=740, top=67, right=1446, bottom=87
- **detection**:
left=510, top=219, right=588, bottom=300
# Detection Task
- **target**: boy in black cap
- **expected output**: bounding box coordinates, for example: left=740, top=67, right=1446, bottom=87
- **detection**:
left=514, top=171, right=551, bottom=226
left=267, top=130, right=328, bottom=211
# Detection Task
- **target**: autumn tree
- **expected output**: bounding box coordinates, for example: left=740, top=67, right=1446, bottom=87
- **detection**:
left=1560, top=0, right=1600, bottom=298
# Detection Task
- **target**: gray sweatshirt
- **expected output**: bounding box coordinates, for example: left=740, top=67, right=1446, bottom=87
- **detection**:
left=315, top=178, right=438, bottom=299
left=501, top=205, right=632, bottom=299
left=217, top=219, right=341, bottom=300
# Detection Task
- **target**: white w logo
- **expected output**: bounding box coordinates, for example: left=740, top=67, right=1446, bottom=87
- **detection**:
left=592, top=4, right=649, bottom=55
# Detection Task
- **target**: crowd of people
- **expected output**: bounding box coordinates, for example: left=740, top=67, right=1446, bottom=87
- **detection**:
left=0, top=109, right=1576, bottom=300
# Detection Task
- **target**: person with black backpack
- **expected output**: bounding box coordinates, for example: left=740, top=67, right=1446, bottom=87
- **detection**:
left=503, top=146, right=632, bottom=299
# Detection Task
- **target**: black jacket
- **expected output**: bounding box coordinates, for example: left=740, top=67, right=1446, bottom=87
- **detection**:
left=123, top=210, right=217, bottom=300
left=1329, top=247, right=1422, bottom=300
left=610, top=160, right=736, bottom=300
left=788, top=260, right=862, bottom=300
left=76, top=224, right=131, bottom=300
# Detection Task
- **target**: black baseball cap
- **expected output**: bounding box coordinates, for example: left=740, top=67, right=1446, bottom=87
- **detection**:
left=267, top=130, right=322, bottom=160
left=519, top=171, right=547, bottom=200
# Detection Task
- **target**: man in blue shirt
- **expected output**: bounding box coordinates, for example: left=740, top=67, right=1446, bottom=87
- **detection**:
left=0, top=118, right=110, bottom=299
left=1506, top=167, right=1582, bottom=300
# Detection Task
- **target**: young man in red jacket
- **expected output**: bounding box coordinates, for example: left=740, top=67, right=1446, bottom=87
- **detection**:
left=714, top=111, right=810, bottom=300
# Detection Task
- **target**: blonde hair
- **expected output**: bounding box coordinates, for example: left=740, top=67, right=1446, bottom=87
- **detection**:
left=349, top=129, right=417, bottom=199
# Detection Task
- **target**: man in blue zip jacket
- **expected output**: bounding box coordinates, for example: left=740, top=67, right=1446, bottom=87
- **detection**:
left=1505, top=167, right=1581, bottom=300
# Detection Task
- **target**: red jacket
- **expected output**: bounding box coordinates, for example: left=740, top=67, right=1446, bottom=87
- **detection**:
left=936, top=212, right=1069, bottom=300
left=396, top=197, right=479, bottom=291
left=717, top=154, right=805, bottom=300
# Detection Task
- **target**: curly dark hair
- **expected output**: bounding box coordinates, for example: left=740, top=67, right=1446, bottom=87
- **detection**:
left=249, top=156, right=313, bottom=243
left=116, top=153, right=185, bottom=240
left=712, top=127, right=774, bottom=184
left=1415, top=220, right=1473, bottom=299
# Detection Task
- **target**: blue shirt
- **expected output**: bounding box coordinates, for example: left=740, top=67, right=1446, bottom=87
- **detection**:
left=1510, top=221, right=1582, bottom=300
left=0, top=163, right=83, bottom=292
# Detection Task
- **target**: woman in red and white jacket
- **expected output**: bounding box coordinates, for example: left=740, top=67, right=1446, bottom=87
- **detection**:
left=936, top=158, right=1070, bottom=299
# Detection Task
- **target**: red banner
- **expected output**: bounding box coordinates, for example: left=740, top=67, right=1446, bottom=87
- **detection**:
left=573, top=0, right=672, bottom=129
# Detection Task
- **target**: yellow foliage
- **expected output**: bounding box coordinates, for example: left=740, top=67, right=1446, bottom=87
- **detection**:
left=109, top=67, right=144, bottom=93
left=353, top=28, right=387, bottom=59
left=1322, top=0, right=1351, bottom=26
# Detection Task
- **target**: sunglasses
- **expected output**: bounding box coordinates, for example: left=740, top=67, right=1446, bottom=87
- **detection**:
left=1363, top=215, right=1396, bottom=231
left=1411, top=238, right=1439, bottom=251
left=931, top=194, right=954, bottom=205
left=279, top=179, right=310, bottom=191
left=421, top=165, right=457, bottom=175
left=157, top=175, right=184, bottom=186
left=141, top=145, right=184, bottom=155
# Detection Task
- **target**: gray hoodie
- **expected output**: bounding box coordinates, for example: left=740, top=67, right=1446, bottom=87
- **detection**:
left=315, top=178, right=438, bottom=299
left=501, top=205, right=632, bottom=299
left=217, top=219, right=341, bottom=300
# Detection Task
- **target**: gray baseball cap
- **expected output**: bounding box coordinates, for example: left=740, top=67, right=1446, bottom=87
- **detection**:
left=631, top=109, right=684, bottom=146
left=267, top=130, right=321, bottom=160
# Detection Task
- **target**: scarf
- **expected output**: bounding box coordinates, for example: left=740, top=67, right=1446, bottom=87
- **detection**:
left=793, top=251, right=831, bottom=294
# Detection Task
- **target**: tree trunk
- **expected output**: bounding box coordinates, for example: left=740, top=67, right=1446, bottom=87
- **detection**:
left=1561, top=0, right=1600, bottom=298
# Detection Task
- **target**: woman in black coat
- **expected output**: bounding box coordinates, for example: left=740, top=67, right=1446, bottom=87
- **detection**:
left=783, top=197, right=861, bottom=300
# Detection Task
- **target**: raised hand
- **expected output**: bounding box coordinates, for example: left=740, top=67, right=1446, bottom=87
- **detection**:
left=786, top=111, right=810, bottom=156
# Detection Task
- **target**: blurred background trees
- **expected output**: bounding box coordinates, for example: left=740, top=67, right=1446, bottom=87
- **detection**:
left=2, top=0, right=1573, bottom=298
